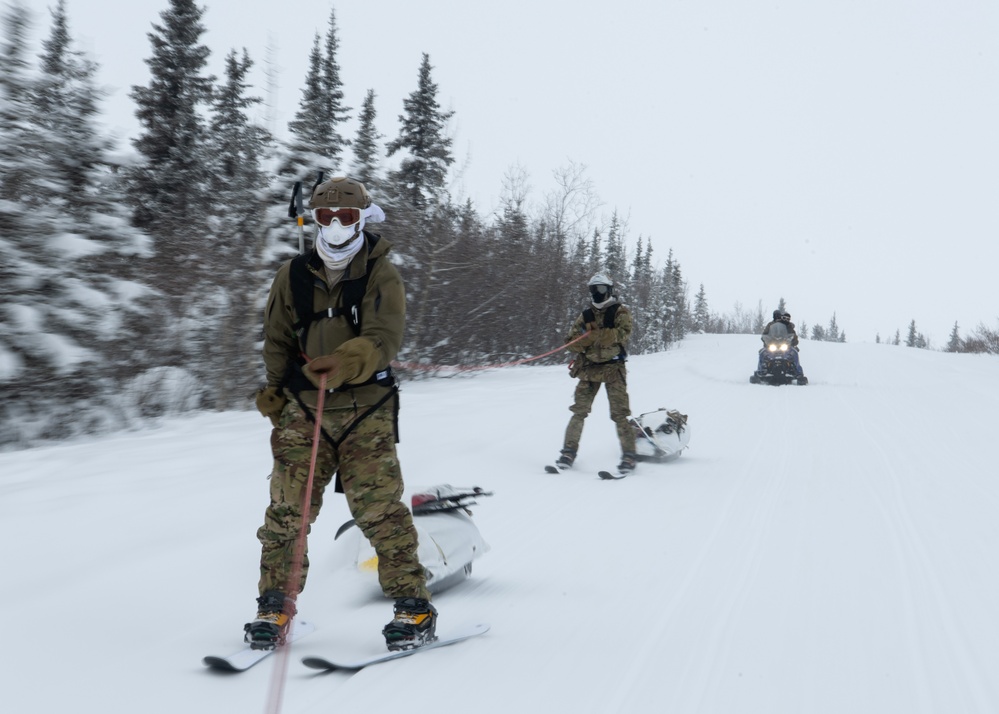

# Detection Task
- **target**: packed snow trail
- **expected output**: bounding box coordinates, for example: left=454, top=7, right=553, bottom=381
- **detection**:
left=2, top=335, right=998, bottom=713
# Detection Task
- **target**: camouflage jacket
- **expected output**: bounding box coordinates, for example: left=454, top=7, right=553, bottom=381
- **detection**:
left=565, top=300, right=632, bottom=382
left=262, top=232, right=404, bottom=409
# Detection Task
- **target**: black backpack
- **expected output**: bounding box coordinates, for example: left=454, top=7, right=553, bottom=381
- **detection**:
left=581, top=303, right=627, bottom=361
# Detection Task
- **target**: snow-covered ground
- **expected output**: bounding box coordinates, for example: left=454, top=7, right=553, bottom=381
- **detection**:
left=2, top=334, right=998, bottom=714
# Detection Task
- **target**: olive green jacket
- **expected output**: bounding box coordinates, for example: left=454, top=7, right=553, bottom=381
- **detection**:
left=262, top=232, right=404, bottom=409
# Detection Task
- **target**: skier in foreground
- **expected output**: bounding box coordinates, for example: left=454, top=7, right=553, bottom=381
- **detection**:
left=554, top=273, right=638, bottom=474
left=249, top=176, right=435, bottom=651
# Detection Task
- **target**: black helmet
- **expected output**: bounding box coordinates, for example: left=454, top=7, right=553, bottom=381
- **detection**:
left=783, top=312, right=791, bottom=320
left=773, top=309, right=782, bottom=320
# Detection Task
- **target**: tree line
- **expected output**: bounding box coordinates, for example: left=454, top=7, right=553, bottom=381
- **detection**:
left=3, top=1, right=995, bottom=449
left=0, top=0, right=692, bottom=448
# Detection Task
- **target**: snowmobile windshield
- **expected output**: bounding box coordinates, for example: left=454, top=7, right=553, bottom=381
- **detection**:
left=766, top=322, right=790, bottom=338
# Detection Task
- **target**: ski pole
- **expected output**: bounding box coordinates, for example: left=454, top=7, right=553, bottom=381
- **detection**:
left=287, top=181, right=305, bottom=255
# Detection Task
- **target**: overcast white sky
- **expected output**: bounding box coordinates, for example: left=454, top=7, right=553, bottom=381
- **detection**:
left=24, top=0, right=999, bottom=344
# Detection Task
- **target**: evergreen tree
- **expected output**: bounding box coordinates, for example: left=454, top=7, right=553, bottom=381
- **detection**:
left=946, top=321, right=962, bottom=352
left=283, top=9, right=350, bottom=180
left=387, top=52, right=455, bottom=210
left=1, top=2, right=156, bottom=446
left=587, top=228, right=602, bottom=275
left=319, top=7, right=350, bottom=163
left=905, top=319, right=918, bottom=347
left=603, top=210, right=626, bottom=281
left=282, top=34, right=327, bottom=183
left=351, top=88, right=383, bottom=188
left=753, top=302, right=765, bottom=333
left=128, top=0, right=215, bottom=290
left=827, top=312, right=840, bottom=342
left=692, top=284, right=709, bottom=332
left=0, top=1, right=43, bottom=207
left=202, top=47, right=273, bottom=408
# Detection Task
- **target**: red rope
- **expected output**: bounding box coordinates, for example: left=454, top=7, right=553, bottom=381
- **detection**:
left=392, top=331, right=591, bottom=375
left=264, top=372, right=327, bottom=714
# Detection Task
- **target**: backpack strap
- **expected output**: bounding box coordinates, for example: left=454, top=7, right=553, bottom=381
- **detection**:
left=581, top=302, right=620, bottom=329
left=290, top=233, right=382, bottom=351
left=580, top=303, right=627, bottom=362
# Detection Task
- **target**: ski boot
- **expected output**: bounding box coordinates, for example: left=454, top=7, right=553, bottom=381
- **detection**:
left=382, top=597, right=438, bottom=651
left=617, top=452, right=637, bottom=475
left=243, top=589, right=292, bottom=650
left=555, top=448, right=576, bottom=470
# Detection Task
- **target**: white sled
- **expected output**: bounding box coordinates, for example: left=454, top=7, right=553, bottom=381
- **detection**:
left=630, top=408, right=690, bottom=463
left=336, top=485, right=492, bottom=594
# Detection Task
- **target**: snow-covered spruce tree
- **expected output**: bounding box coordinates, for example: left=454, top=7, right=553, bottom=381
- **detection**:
left=827, top=312, right=842, bottom=342
left=0, top=2, right=155, bottom=446
left=386, top=52, right=455, bottom=211
left=603, top=210, right=626, bottom=281
left=128, top=0, right=215, bottom=294
left=282, top=8, right=351, bottom=184
left=199, top=47, right=274, bottom=409
left=946, top=321, right=962, bottom=352
left=0, top=1, right=57, bottom=445
left=384, top=53, right=456, bottom=359
left=692, top=284, right=710, bottom=333
left=628, top=237, right=655, bottom=352
left=350, top=88, right=383, bottom=190
left=263, top=11, right=353, bottom=276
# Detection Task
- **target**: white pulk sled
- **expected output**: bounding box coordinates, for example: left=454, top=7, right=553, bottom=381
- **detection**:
left=335, top=484, right=493, bottom=594
left=630, top=408, right=691, bottom=463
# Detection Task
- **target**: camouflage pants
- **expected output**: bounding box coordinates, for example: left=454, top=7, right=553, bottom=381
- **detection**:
left=563, top=369, right=636, bottom=456
left=257, top=396, right=429, bottom=601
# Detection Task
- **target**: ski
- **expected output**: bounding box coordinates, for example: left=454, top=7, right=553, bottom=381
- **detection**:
left=598, top=470, right=627, bottom=480
left=202, top=619, right=317, bottom=672
left=301, top=622, right=489, bottom=672
left=544, top=465, right=562, bottom=474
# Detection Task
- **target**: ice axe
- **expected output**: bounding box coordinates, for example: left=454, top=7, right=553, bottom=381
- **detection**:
left=287, top=171, right=326, bottom=254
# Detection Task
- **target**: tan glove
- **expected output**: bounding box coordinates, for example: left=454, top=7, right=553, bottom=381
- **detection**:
left=255, top=386, right=287, bottom=426
left=574, top=324, right=599, bottom=348
left=595, top=328, right=618, bottom=347
left=303, top=337, right=380, bottom=390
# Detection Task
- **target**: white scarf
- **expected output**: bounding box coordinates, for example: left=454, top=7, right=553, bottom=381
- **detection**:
left=316, top=218, right=365, bottom=271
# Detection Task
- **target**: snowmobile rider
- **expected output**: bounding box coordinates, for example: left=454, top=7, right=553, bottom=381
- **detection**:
left=249, top=176, right=435, bottom=652
left=758, top=309, right=806, bottom=379
left=555, top=273, right=638, bottom=474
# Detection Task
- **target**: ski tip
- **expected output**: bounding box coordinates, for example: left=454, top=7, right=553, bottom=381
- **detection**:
left=598, top=470, right=626, bottom=480
left=544, top=465, right=560, bottom=474
left=202, top=655, right=241, bottom=672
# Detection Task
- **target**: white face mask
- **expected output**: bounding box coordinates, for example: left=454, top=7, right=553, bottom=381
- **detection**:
left=316, top=216, right=365, bottom=270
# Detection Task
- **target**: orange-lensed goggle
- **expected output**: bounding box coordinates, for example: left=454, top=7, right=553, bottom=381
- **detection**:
left=312, top=207, right=362, bottom=227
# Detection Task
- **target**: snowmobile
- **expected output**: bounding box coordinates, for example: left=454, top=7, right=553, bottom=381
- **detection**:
left=630, top=408, right=691, bottom=463
left=335, top=485, right=493, bottom=594
left=750, top=323, right=808, bottom=386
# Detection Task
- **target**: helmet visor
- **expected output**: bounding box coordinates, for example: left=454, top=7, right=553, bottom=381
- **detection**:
left=589, top=285, right=611, bottom=302
left=313, top=207, right=362, bottom=228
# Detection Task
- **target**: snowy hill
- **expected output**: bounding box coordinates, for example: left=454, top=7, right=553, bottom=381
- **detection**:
left=2, top=334, right=998, bottom=714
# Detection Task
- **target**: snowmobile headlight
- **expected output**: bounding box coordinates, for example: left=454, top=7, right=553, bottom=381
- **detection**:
left=779, top=343, right=789, bottom=352
left=768, top=344, right=778, bottom=352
